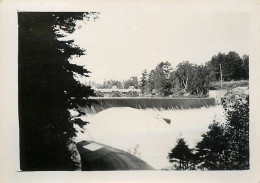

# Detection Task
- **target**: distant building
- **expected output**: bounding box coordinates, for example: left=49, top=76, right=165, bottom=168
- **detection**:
left=93, top=85, right=141, bottom=97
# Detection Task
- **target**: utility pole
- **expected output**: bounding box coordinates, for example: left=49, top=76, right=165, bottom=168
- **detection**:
left=220, top=63, right=223, bottom=89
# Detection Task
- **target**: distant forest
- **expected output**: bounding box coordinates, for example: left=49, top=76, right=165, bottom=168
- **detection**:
left=89, top=51, right=249, bottom=96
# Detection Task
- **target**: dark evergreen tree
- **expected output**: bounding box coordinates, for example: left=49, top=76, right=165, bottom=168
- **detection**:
left=146, top=69, right=155, bottom=94
left=242, top=55, right=249, bottom=79
left=225, top=51, right=244, bottom=80
left=153, top=66, right=167, bottom=93
left=195, top=121, right=227, bottom=170
left=207, top=52, right=230, bottom=81
left=168, top=138, right=195, bottom=170
left=207, top=51, right=247, bottom=82
left=140, top=70, right=148, bottom=94
left=18, top=12, right=99, bottom=170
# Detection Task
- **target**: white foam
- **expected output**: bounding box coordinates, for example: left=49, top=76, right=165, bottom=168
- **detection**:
left=76, top=105, right=225, bottom=169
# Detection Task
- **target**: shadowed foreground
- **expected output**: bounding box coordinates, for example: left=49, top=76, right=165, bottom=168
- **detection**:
left=76, top=141, right=154, bottom=171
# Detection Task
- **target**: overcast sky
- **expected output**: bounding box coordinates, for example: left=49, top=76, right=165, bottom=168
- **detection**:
left=68, top=10, right=249, bottom=84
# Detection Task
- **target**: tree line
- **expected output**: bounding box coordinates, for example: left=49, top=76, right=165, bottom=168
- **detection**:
left=168, top=94, right=249, bottom=170
left=89, top=76, right=139, bottom=89
left=140, top=52, right=249, bottom=97
left=89, top=51, right=248, bottom=97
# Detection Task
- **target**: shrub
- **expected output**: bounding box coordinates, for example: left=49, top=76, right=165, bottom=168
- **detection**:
left=195, top=94, right=249, bottom=170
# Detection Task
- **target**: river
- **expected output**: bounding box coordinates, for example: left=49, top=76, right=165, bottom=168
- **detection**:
left=76, top=105, right=225, bottom=170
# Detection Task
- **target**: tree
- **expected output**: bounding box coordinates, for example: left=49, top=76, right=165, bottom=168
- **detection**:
left=187, top=65, right=211, bottom=95
left=168, top=138, right=195, bottom=170
left=207, top=52, right=247, bottom=82
left=157, top=61, right=173, bottom=79
left=221, top=94, right=249, bottom=169
left=152, top=61, right=173, bottom=96
left=124, top=76, right=139, bottom=89
left=145, top=69, right=155, bottom=94
left=18, top=12, right=99, bottom=170
left=140, top=70, right=148, bottom=94
left=225, top=51, right=245, bottom=80
left=242, top=55, right=249, bottom=79
left=174, top=61, right=195, bottom=92
left=195, top=121, right=227, bottom=170
left=102, top=80, right=123, bottom=89
left=153, top=66, right=167, bottom=92
left=195, top=94, right=249, bottom=170
left=207, top=52, right=229, bottom=82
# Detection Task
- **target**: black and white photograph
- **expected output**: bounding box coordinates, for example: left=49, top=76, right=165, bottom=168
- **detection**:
left=0, top=0, right=260, bottom=182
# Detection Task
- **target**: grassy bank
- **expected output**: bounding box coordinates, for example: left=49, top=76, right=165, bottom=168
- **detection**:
left=209, top=80, right=249, bottom=90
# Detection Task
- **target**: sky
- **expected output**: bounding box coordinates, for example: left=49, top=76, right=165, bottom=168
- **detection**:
left=68, top=10, right=249, bottom=84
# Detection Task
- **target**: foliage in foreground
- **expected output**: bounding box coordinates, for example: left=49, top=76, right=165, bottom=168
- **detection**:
left=168, top=94, right=249, bottom=170
left=18, top=12, right=99, bottom=170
